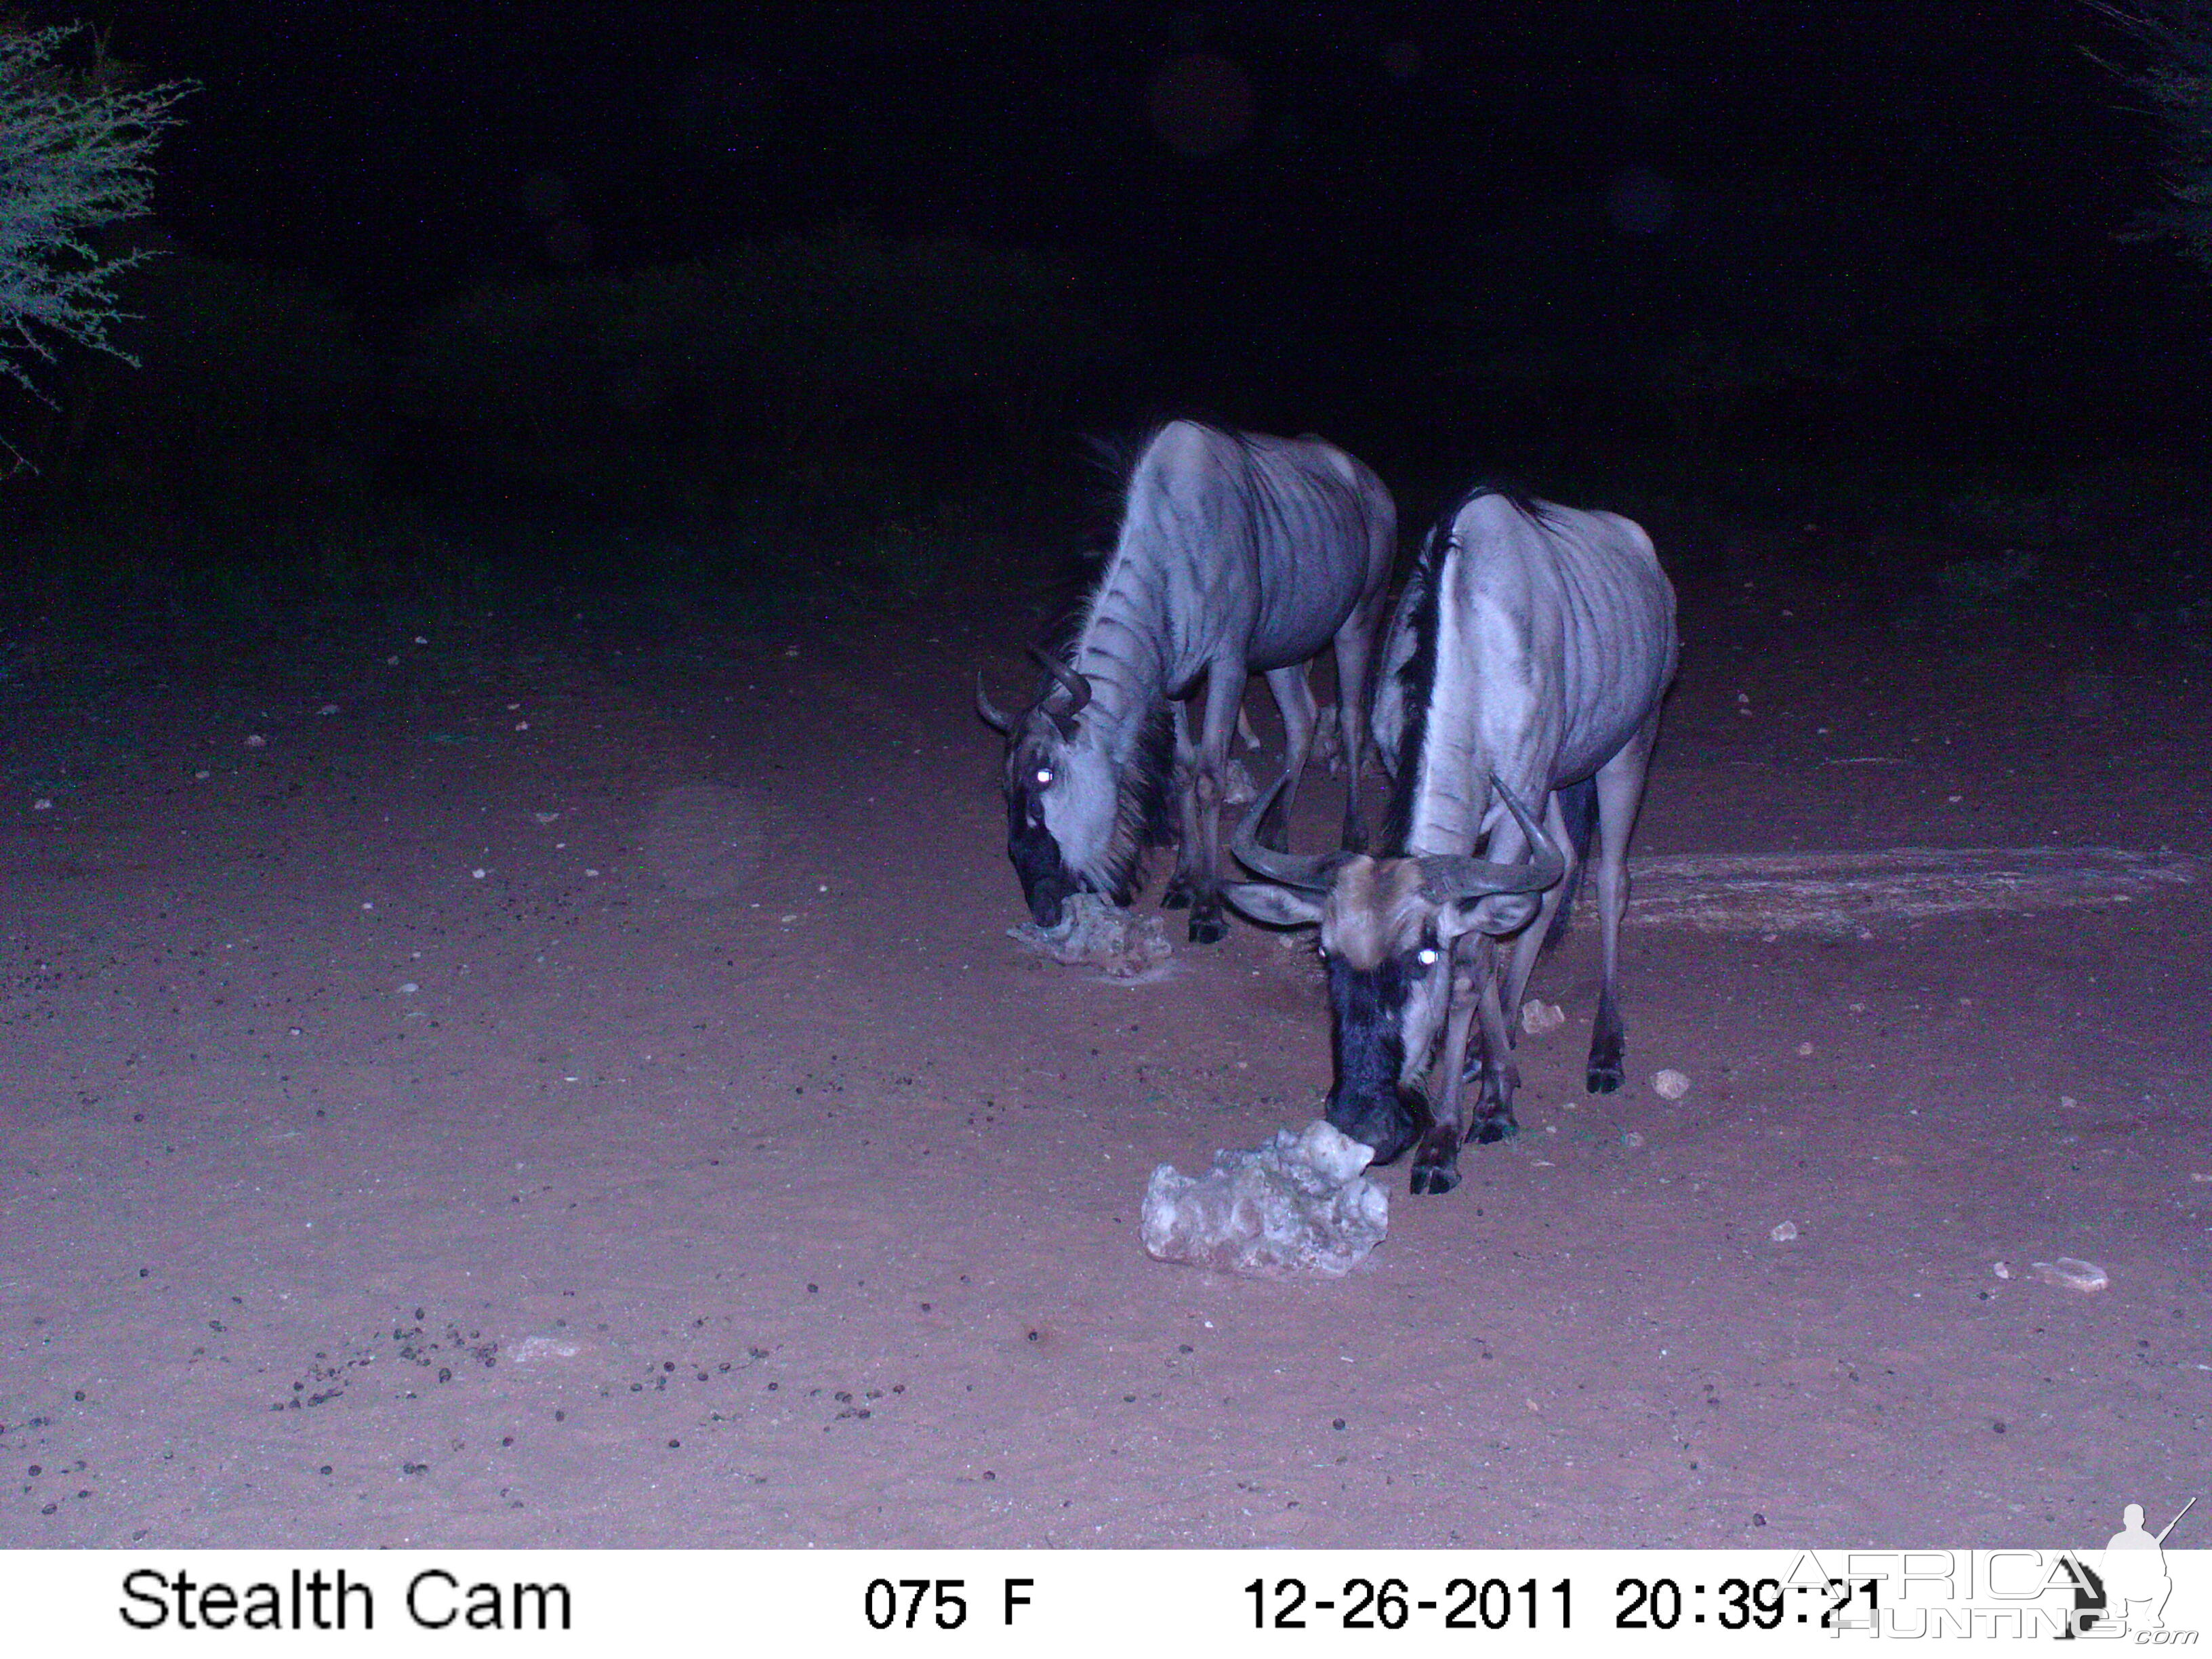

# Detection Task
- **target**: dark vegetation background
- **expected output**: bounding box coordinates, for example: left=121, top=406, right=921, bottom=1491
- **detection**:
left=3, top=0, right=2210, bottom=653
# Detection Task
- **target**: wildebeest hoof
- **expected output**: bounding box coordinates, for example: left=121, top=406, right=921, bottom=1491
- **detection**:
left=1160, top=880, right=1193, bottom=909
left=1408, top=1160, right=1460, bottom=1195
left=1472, top=1115, right=1518, bottom=1145
left=1586, top=1059, right=1624, bottom=1094
left=1187, top=912, right=1229, bottom=945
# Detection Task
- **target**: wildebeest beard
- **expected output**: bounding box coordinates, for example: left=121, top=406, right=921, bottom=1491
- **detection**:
left=999, top=703, right=1173, bottom=928
left=1325, top=954, right=1425, bottom=1164
left=1005, top=790, right=1081, bottom=926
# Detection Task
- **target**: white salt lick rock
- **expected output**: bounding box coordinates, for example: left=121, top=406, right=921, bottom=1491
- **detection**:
left=1141, top=1120, right=1388, bottom=1277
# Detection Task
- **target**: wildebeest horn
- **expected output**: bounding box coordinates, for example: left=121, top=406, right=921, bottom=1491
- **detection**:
left=975, top=672, right=1015, bottom=733
left=1230, top=775, right=1337, bottom=892
left=1027, top=647, right=1092, bottom=718
left=1416, top=777, right=1566, bottom=901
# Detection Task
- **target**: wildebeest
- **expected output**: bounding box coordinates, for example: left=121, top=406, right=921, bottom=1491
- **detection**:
left=977, top=420, right=1395, bottom=943
left=1225, top=485, right=1677, bottom=1193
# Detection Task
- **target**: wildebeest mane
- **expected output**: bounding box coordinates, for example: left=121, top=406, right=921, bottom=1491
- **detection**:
left=1383, top=482, right=1560, bottom=849
left=1098, top=700, right=1178, bottom=902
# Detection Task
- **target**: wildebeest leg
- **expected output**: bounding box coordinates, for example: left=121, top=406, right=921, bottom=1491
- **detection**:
left=1183, top=657, right=1246, bottom=943
left=1411, top=969, right=1481, bottom=1195
left=1467, top=952, right=1520, bottom=1141
left=1587, top=710, right=1661, bottom=1092
left=1500, top=789, right=1578, bottom=1031
left=1330, top=583, right=1388, bottom=853
left=1257, top=665, right=1317, bottom=851
left=1161, top=700, right=1199, bottom=909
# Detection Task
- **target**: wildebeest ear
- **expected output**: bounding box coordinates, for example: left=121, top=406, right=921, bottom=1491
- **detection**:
left=1221, top=883, right=1324, bottom=930
left=1439, top=890, right=1544, bottom=940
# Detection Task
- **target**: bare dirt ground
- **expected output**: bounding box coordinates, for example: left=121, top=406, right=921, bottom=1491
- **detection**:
left=3, top=533, right=2207, bottom=1551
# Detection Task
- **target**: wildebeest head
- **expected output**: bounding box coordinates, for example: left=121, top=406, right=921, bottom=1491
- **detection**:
left=977, top=649, right=1118, bottom=927
left=1222, top=778, right=1562, bottom=1162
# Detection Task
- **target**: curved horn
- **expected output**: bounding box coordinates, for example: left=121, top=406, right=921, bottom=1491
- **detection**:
left=1229, top=775, right=1338, bottom=893
left=1027, top=647, right=1092, bottom=718
left=1416, top=777, right=1566, bottom=901
left=975, top=671, right=1015, bottom=734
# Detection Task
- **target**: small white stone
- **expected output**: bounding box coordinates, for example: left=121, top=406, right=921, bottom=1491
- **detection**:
left=506, top=1335, right=583, bottom=1364
left=2032, top=1257, right=2108, bottom=1292
left=1622, top=1130, right=1646, bottom=1149
left=31, top=798, right=52, bottom=812
left=1795, top=1040, right=1814, bottom=1057
left=317, top=703, right=339, bottom=716
left=472, top=867, right=487, bottom=879
left=1770, top=1221, right=1799, bottom=1243
left=1652, top=1069, right=1692, bottom=1101
left=1519, top=999, right=1567, bottom=1036
left=245, top=733, right=266, bottom=747
left=1993, top=1261, right=2011, bottom=1279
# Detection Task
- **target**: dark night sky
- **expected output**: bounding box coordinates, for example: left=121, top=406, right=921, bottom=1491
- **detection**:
left=71, top=1, right=2212, bottom=462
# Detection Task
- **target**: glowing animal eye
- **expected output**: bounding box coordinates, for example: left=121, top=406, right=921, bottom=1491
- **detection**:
left=1035, top=768, right=1054, bottom=786
left=1416, top=948, right=1439, bottom=967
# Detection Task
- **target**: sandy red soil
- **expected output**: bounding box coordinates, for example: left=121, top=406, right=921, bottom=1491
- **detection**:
left=2, top=537, right=2206, bottom=1549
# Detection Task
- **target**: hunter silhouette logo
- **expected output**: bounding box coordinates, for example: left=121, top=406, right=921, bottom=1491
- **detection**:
left=2103, top=1497, right=2194, bottom=1634
left=2065, top=1496, right=2196, bottom=1638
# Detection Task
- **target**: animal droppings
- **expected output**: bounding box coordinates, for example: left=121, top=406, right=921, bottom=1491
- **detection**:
left=1141, top=1120, right=1388, bottom=1278
left=2031, top=1257, right=2108, bottom=1292
left=1652, top=1069, right=1692, bottom=1100
left=1519, top=999, right=1566, bottom=1036
left=1009, top=893, right=1172, bottom=981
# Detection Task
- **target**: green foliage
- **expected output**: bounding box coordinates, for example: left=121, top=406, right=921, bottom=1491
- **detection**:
left=56, top=255, right=373, bottom=506
left=1456, top=173, right=1985, bottom=456
left=398, top=228, right=1121, bottom=508
left=2096, top=2, right=2212, bottom=275
left=0, top=24, right=194, bottom=409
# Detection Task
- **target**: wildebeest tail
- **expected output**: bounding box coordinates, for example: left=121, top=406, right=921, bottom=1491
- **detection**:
left=1540, top=776, right=1599, bottom=951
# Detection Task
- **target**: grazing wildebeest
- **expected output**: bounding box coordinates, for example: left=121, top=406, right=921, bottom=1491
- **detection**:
left=977, top=420, right=1395, bottom=943
left=1225, top=485, right=1677, bottom=1193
